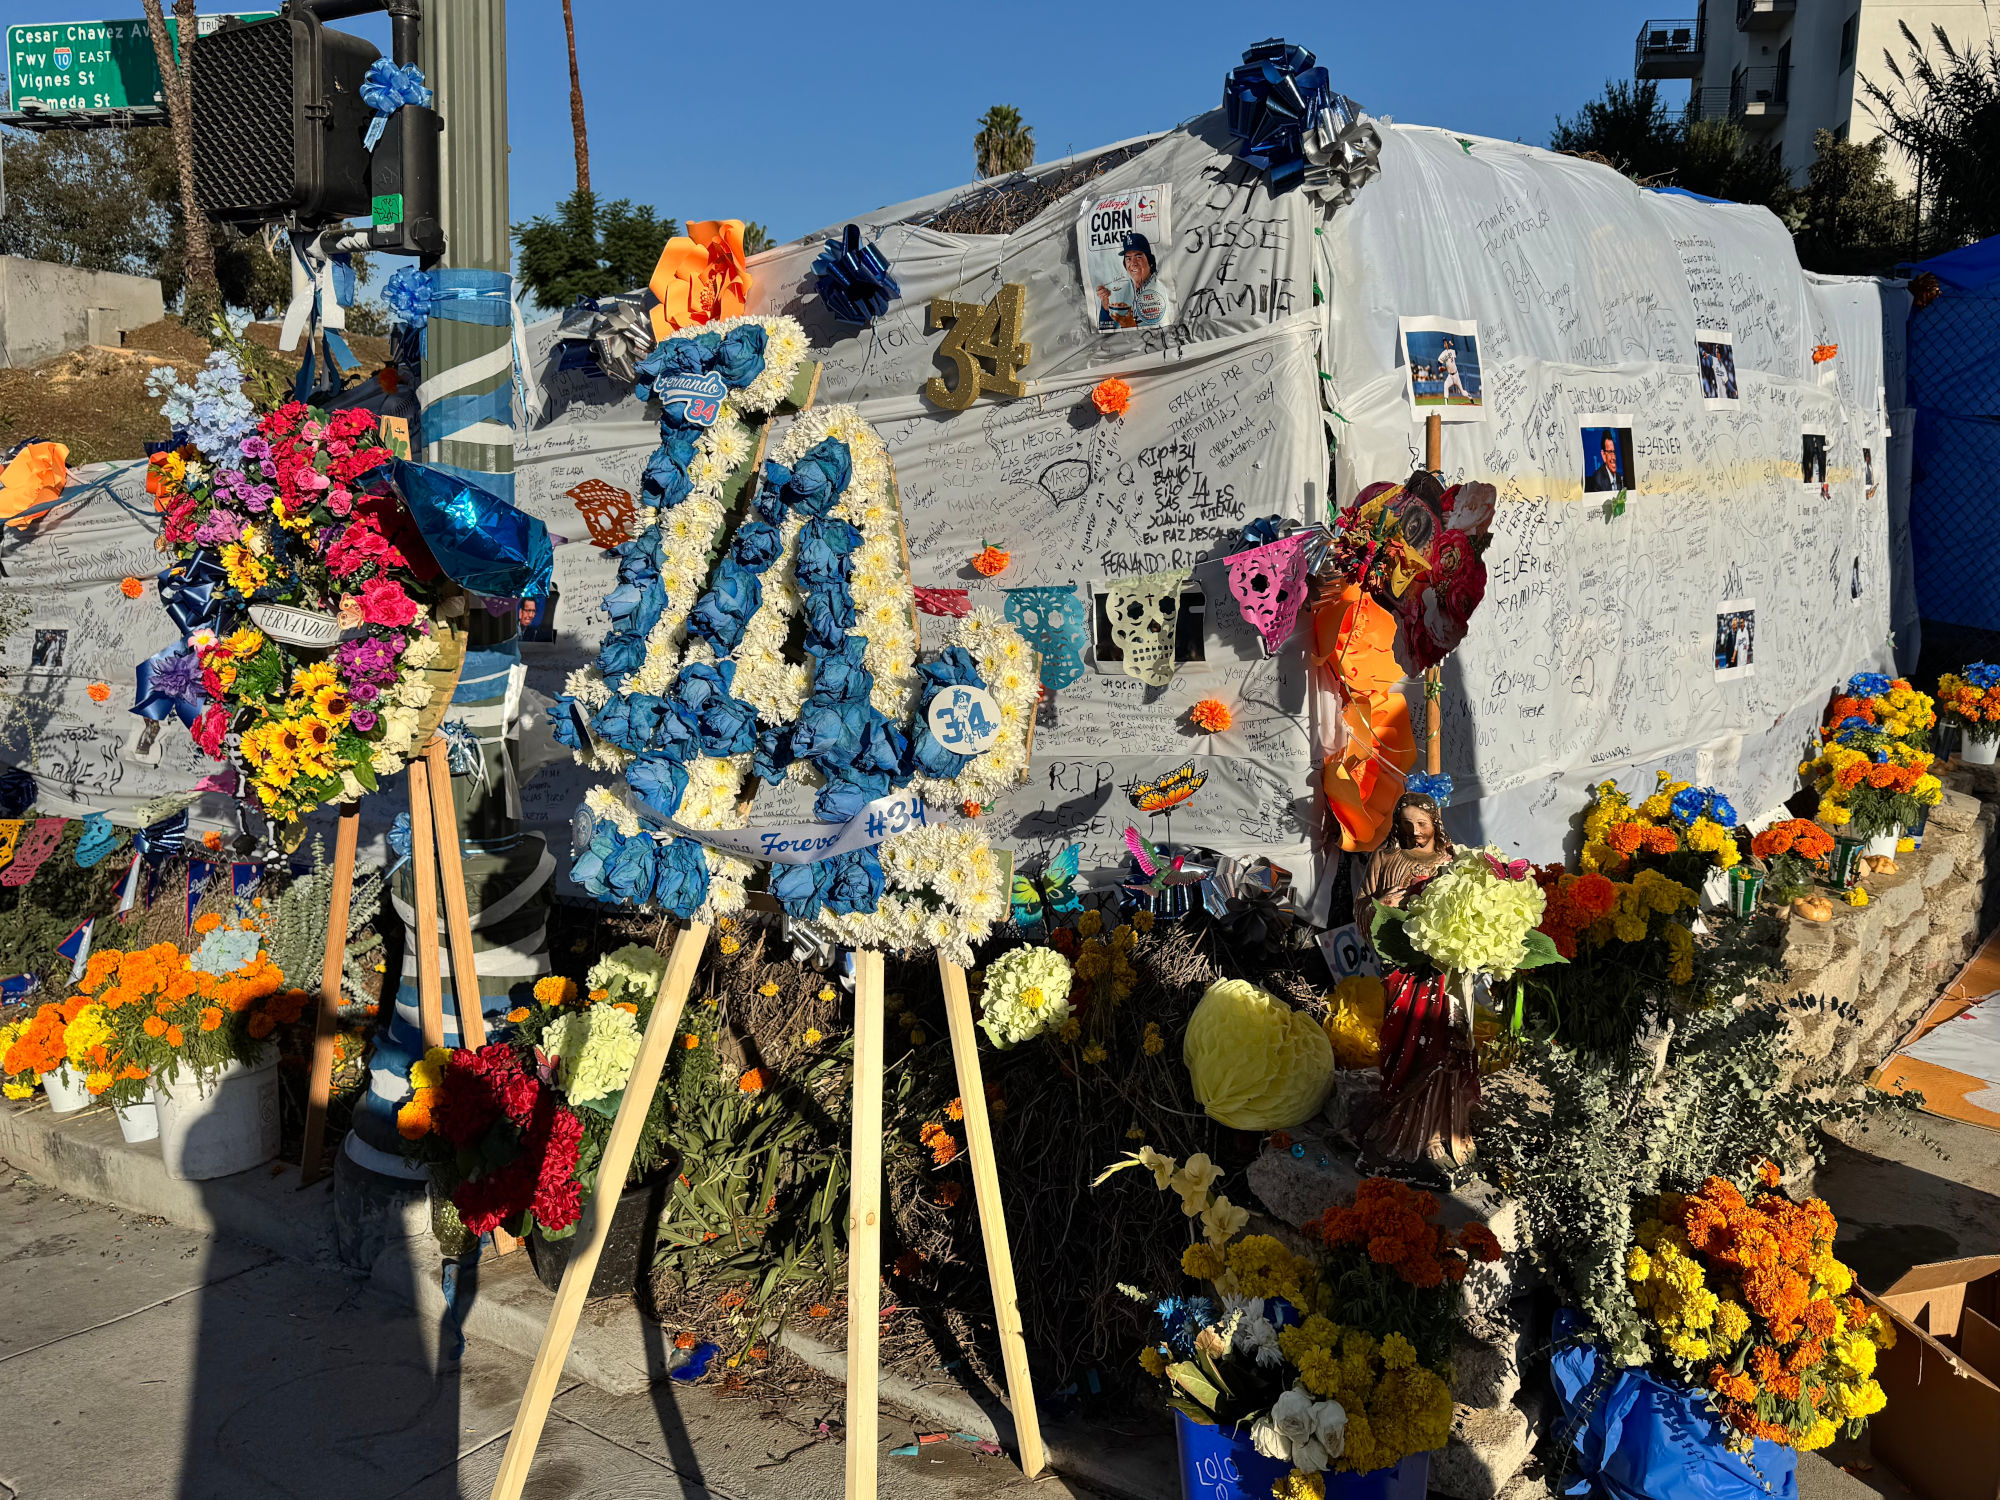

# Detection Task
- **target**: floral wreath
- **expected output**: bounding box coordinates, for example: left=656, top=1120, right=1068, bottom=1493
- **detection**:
left=554, top=317, right=1035, bottom=961
left=145, top=355, right=453, bottom=825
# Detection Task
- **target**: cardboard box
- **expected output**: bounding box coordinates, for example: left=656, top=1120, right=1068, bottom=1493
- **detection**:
left=1867, top=1256, right=2000, bottom=1500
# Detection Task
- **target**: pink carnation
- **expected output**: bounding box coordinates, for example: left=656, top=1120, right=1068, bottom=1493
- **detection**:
left=357, top=576, right=419, bottom=628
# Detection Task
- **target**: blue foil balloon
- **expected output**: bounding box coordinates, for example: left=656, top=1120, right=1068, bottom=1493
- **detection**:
left=390, top=459, right=554, bottom=601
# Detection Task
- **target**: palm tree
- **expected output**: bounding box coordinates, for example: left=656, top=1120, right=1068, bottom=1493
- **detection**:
left=974, top=105, right=1036, bottom=179
left=560, top=0, right=590, bottom=194
left=140, top=0, right=220, bottom=327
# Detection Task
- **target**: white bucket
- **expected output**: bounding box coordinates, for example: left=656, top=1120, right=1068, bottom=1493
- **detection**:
left=154, top=1052, right=280, bottom=1180
left=1865, top=829, right=1900, bottom=859
left=115, top=1086, right=161, bottom=1145
left=1963, top=734, right=1998, bottom=766
left=43, top=1064, right=92, bottom=1114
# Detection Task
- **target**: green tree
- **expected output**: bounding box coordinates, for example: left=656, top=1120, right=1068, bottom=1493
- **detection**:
left=513, top=189, right=679, bottom=311
left=1792, top=130, right=1909, bottom=274
left=0, top=123, right=176, bottom=276
left=1862, top=22, right=2000, bottom=249
left=1551, top=79, right=1682, bottom=181
left=1675, top=118, right=1793, bottom=212
left=974, top=104, right=1036, bottom=179
left=743, top=222, right=774, bottom=254
left=140, top=0, right=220, bottom=328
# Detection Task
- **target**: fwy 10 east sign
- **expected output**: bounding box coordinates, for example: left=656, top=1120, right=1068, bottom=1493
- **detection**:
left=6, top=13, right=271, bottom=113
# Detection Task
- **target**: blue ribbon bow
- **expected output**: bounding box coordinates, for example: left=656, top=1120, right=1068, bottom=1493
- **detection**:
left=132, top=644, right=206, bottom=729
left=1404, top=770, right=1454, bottom=805
left=134, top=810, right=188, bottom=865
left=360, top=59, right=432, bottom=151
left=157, top=551, right=228, bottom=638
left=1223, top=38, right=1335, bottom=192
left=812, top=224, right=902, bottom=326
left=383, top=265, right=434, bottom=357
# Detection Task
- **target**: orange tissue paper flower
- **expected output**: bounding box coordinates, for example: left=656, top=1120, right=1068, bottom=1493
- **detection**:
left=120, top=576, right=145, bottom=598
left=650, top=220, right=749, bottom=339
left=0, top=441, right=69, bottom=528
left=1091, top=377, right=1132, bottom=417
left=1811, top=344, right=1838, bottom=364
left=1189, top=699, right=1233, bottom=733
left=971, top=542, right=1011, bottom=578
left=85, top=682, right=111, bottom=703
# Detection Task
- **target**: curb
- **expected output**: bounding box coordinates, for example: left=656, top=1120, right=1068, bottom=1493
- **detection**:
left=0, top=1100, right=1174, bottom=1500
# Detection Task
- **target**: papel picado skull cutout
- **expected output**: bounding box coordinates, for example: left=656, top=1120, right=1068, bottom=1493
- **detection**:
left=1106, top=568, right=1189, bottom=687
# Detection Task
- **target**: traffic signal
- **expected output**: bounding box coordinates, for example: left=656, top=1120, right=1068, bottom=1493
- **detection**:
left=190, top=9, right=440, bottom=256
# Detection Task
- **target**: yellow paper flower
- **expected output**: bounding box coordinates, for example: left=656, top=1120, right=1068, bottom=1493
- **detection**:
left=1183, top=979, right=1333, bottom=1129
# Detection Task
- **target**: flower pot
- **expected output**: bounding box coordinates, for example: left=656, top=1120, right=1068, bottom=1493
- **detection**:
left=154, top=1052, right=280, bottom=1180
left=1726, top=866, right=1764, bottom=918
left=1829, top=835, right=1866, bottom=890
left=115, top=1086, right=160, bottom=1144
left=1963, top=735, right=1998, bottom=766
left=527, top=1171, right=670, bottom=1299
left=1864, top=828, right=1900, bottom=859
left=1172, top=1409, right=1429, bottom=1500
left=42, top=1064, right=92, bottom=1114
left=248, top=603, right=342, bottom=648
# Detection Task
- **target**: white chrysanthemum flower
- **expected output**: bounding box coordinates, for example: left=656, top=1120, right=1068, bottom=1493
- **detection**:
left=583, top=786, right=640, bottom=837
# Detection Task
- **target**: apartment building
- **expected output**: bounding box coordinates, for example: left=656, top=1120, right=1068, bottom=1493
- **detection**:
left=1634, top=0, right=1995, bottom=184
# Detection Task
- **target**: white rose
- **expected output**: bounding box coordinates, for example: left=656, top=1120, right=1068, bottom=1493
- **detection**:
left=1269, top=1387, right=1315, bottom=1452
left=1311, top=1399, right=1347, bottom=1465
left=1250, top=1416, right=1292, bottom=1463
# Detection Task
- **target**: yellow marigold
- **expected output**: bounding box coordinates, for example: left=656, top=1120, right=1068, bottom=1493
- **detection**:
left=1078, top=908, right=1103, bottom=939
left=758, top=981, right=780, bottom=997
left=1082, top=1042, right=1108, bottom=1065
left=1714, top=1299, right=1750, bottom=1345
left=1848, top=887, right=1869, bottom=907
left=1181, top=1242, right=1227, bottom=1281
left=1189, top=698, right=1234, bottom=733
left=1273, top=1471, right=1326, bottom=1500
left=1142, top=1022, right=1165, bottom=1056
left=802, top=1027, right=824, bottom=1045
left=534, top=975, right=578, bottom=1006
left=1138, top=1345, right=1168, bottom=1378
left=1380, top=1332, right=1418, bottom=1370
left=1132, top=910, right=1155, bottom=933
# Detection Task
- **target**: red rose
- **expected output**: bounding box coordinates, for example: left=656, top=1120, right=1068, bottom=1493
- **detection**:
left=357, top=576, right=419, bottom=628
left=192, top=705, right=229, bottom=760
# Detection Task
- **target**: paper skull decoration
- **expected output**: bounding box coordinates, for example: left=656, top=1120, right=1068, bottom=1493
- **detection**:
left=1004, top=584, right=1089, bottom=691
left=1225, top=531, right=1313, bottom=655
left=1106, top=568, right=1189, bottom=687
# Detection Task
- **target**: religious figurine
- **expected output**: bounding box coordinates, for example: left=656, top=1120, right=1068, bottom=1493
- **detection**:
left=1358, top=791, right=1479, bottom=1177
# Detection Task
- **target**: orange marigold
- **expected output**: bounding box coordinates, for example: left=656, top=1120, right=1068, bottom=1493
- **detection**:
left=120, top=577, right=145, bottom=599
left=1189, top=698, right=1234, bottom=733
left=737, top=1067, right=765, bottom=1092
left=1607, top=823, right=1645, bottom=855
left=86, top=682, right=112, bottom=703
left=246, top=1013, right=274, bottom=1040
left=970, top=542, right=1011, bottom=578
left=1091, top=377, right=1132, bottom=417
left=199, top=1006, right=224, bottom=1032
left=164, top=1024, right=186, bottom=1047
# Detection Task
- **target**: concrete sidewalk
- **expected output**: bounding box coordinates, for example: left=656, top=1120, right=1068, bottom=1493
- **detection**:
left=0, top=1167, right=1104, bottom=1500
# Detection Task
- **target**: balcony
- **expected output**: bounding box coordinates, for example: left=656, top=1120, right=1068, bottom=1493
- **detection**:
left=1736, top=0, right=1795, bottom=31
left=1692, top=65, right=1789, bottom=122
left=1635, top=18, right=1704, bottom=79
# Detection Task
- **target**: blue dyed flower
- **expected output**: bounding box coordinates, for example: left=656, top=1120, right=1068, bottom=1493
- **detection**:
left=1706, top=793, right=1738, bottom=829
left=731, top=519, right=783, bottom=573
left=592, top=691, right=672, bottom=753
left=1669, top=786, right=1710, bottom=825
left=1848, top=672, right=1893, bottom=698
left=773, top=439, right=853, bottom=518
left=627, top=755, right=690, bottom=819
left=641, top=443, right=695, bottom=509
left=769, top=857, right=831, bottom=919
left=815, top=768, right=891, bottom=822
left=596, top=631, right=648, bottom=683
left=671, top=661, right=757, bottom=756
left=753, top=724, right=796, bottom=784
left=1155, top=1296, right=1216, bottom=1355
left=687, top=558, right=764, bottom=655
left=551, top=696, right=584, bottom=752
left=1969, top=663, right=2000, bottom=691
left=808, top=635, right=875, bottom=703
left=572, top=825, right=656, bottom=907
left=635, top=338, right=708, bottom=400
left=802, top=587, right=857, bottom=654
left=794, top=518, right=860, bottom=590
left=650, top=836, right=710, bottom=919
left=822, top=847, right=884, bottom=914
left=1405, top=770, right=1453, bottom=805
left=712, top=325, right=767, bottom=387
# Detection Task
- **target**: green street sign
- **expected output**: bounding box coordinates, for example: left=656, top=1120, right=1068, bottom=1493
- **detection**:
left=6, top=13, right=274, bottom=113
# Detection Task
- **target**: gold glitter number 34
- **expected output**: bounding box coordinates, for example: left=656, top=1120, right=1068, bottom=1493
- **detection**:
left=925, top=283, right=1032, bottom=410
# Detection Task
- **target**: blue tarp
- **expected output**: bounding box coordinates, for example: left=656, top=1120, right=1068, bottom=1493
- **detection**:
left=1908, top=235, right=2000, bottom=630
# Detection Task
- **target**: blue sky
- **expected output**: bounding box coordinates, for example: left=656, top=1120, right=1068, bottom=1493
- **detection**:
left=13, top=2, right=1680, bottom=242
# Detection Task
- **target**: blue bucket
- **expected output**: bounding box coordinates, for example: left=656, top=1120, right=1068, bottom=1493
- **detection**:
left=1174, top=1409, right=1431, bottom=1500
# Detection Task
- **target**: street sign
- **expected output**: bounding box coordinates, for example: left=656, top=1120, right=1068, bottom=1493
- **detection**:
left=6, top=13, right=273, bottom=114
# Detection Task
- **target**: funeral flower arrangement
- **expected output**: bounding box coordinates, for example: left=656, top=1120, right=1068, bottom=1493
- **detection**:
left=1625, top=1164, right=1895, bottom=1453
left=1749, top=820, right=1838, bottom=903
left=400, top=945, right=714, bottom=1239
left=556, top=316, right=1033, bottom=958
left=145, top=356, right=456, bottom=824
left=1580, top=771, right=1742, bottom=880
left=1112, top=1154, right=1494, bottom=1493
left=1936, top=663, right=2000, bottom=746
left=1802, top=681, right=1943, bottom=839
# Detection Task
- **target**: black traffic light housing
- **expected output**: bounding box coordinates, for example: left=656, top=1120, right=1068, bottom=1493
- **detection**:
left=190, top=1, right=441, bottom=258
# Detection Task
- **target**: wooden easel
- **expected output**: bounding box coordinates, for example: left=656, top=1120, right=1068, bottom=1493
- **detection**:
left=488, top=936, right=1045, bottom=1500
left=299, top=735, right=487, bottom=1186
left=1423, top=412, right=1444, bottom=777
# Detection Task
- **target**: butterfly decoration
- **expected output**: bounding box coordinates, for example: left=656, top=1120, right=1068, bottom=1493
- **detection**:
left=1123, top=826, right=1207, bottom=896
left=1482, top=851, right=1531, bottom=882
left=1011, top=843, right=1085, bottom=931
left=1125, top=761, right=1207, bottom=815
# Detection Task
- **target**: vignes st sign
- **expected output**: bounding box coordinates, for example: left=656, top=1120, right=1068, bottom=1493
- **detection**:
left=6, top=13, right=273, bottom=113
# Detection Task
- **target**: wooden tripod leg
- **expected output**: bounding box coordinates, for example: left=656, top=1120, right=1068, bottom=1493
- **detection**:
left=423, top=737, right=486, bottom=1050
left=939, top=957, right=1045, bottom=1477
left=406, top=753, right=445, bottom=1051
left=298, top=803, right=360, bottom=1187
left=487, top=923, right=711, bottom=1500
left=844, top=951, right=887, bottom=1500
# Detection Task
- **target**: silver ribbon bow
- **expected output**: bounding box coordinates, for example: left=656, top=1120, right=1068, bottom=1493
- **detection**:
left=1301, top=96, right=1383, bottom=211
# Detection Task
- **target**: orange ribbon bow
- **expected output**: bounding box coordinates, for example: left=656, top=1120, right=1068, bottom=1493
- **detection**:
left=649, top=220, right=750, bottom=340
left=0, top=442, right=69, bottom=529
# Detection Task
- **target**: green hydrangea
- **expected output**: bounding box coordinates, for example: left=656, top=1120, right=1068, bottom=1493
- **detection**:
left=979, top=945, right=1075, bottom=1048
left=541, top=1004, right=642, bottom=1104
left=1404, top=847, right=1547, bottom=980
left=586, top=943, right=669, bottom=1010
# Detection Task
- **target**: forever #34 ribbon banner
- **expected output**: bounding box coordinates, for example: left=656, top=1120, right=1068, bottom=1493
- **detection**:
left=640, top=787, right=957, bottom=865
